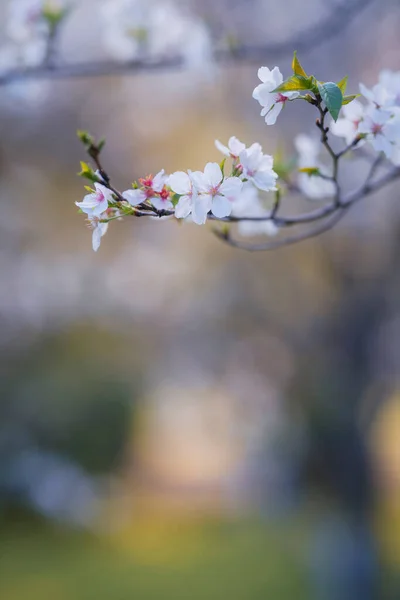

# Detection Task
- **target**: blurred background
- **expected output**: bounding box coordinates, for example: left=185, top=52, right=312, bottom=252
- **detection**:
left=1, top=0, right=400, bottom=598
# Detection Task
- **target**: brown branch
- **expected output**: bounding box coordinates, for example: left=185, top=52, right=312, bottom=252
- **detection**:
left=342, top=163, right=400, bottom=206
left=213, top=208, right=348, bottom=252
left=213, top=164, right=400, bottom=252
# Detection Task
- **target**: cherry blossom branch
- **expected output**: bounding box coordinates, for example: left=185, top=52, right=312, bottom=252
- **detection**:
left=75, top=50, right=400, bottom=252
left=80, top=131, right=400, bottom=253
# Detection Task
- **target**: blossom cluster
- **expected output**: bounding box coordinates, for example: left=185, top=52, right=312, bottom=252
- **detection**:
left=76, top=139, right=279, bottom=251
left=332, top=70, right=400, bottom=164
left=251, top=64, right=400, bottom=201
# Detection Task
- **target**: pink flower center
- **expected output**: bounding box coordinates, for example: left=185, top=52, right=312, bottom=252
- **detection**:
left=352, top=119, right=361, bottom=129
left=372, top=122, right=383, bottom=135
left=276, top=93, right=288, bottom=104
left=96, top=190, right=105, bottom=203
left=139, top=175, right=153, bottom=188
left=159, top=187, right=171, bottom=202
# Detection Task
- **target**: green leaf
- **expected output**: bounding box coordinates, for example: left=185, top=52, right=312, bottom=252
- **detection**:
left=273, top=154, right=297, bottom=180
left=274, top=75, right=314, bottom=93
left=77, top=130, right=93, bottom=146
left=220, top=158, right=226, bottom=176
left=171, top=193, right=181, bottom=208
left=292, top=51, right=307, bottom=78
left=342, top=94, right=360, bottom=105
left=78, top=161, right=99, bottom=182
left=337, top=76, right=348, bottom=95
left=298, top=167, right=320, bottom=177
left=42, top=5, right=69, bottom=29
left=317, top=82, right=343, bottom=121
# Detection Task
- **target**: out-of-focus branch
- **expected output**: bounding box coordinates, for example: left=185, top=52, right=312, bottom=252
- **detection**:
left=213, top=208, right=349, bottom=252
left=213, top=164, right=400, bottom=251
left=0, top=0, right=375, bottom=86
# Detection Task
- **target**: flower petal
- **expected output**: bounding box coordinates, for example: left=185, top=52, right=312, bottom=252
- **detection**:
left=190, top=170, right=208, bottom=193
left=169, top=171, right=191, bottom=195
left=122, top=189, right=147, bottom=206
left=211, top=194, right=232, bottom=218
left=204, top=162, right=223, bottom=188
left=152, top=197, right=173, bottom=211
left=192, top=194, right=212, bottom=225
left=152, top=169, right=167, bottom=192
left=92, top=222, right=108, bottom=252
left=253, top=83, right=274, bottom=107
left=175, top=194, right=193, bottom=219
left=251, top=170, right=277, bottom=192
left=264, top=102, right=283, bottom=125
left=90, top=197, right=109, bottom=217
left=270, top=66, right=283, bottom=89
left=219, top=177, right=243, bottom=200
left=228, top=136, right=246, bottom=156
left=214, top=139, right=230, bottom=157
left=257, top=66, right=272, bottom=84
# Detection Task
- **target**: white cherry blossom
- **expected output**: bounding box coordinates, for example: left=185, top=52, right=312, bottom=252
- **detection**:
left=190, top=162, right=243, bottom=221
left=359, top=82, right=394, bottom=110
left=357, top=108, right=400, bottom=159
left=330, top=99, right=365, bottom=145
left=215, top=136, right=246, bottom=160
left=122, top=188, right=147, bottom=206
left=253, top=66, right=299, bottom=125
left=76, top=183, right=113, bottom=216
left=239, top=143, right=278, bottom=191
left=379, top=69, right=400, bottom=107
left=168, top=170, right=198, bottom=220
left=122, top=170, right=173, bottom=210
left=90, top=218, right=109, bottom=252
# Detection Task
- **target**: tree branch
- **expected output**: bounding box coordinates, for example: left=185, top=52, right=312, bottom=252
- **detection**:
left=213, top=208, right=348, bottom=252
left=213, top=164, right=400, bottom=252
